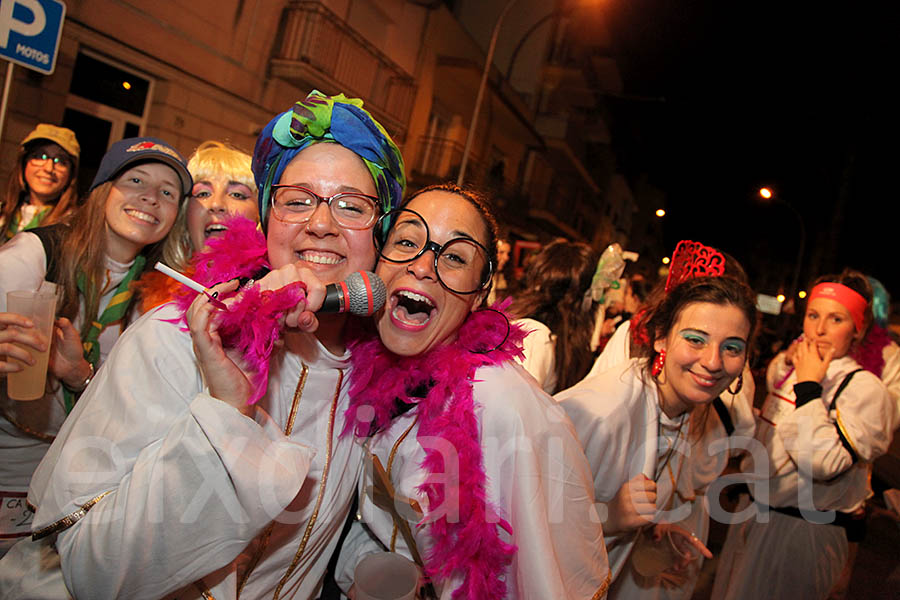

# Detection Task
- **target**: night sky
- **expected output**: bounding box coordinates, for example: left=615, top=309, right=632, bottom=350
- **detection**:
left=603, top=1, right=894, bottom=300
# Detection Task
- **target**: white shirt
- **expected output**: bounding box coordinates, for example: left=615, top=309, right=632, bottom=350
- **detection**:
left=18, top=304, right=363, bottom=599
left=336, top=361, right=610, bottom=599
left=513, top=317, right=558, bottom=394
left=747, top=352, right=893, bottom=513
left=0, top=232, right=134, bottom=555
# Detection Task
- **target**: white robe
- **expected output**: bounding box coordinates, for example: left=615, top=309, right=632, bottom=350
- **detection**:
left=335, top=361, right=611, bottom=599
left=565, top=320, right=754, bottom=599
left=0, top=232, right=133, bottom=556
left=513, top=317, right=557, bottom=394
left=711, top=352, right=894, bottom=600
left=0, top=303, right=363, bottom=600
left=556, top=358, right=751, bottom=599
left=879, top=339, right=900, bottom=430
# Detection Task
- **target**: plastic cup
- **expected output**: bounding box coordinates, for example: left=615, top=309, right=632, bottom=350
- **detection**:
left=354, top=552, right=419, bottom=600
left=6, top=289, right=58, bottom=401
left=630, top=526, right=701, bottom=578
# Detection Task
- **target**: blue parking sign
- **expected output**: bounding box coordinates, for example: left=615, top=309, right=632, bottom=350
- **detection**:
left=0, top=0, right=66, bottom=75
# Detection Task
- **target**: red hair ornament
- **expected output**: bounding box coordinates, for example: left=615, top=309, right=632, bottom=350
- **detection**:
left=664, top=240, right=726, bottom=293
left=631, top=240, right=726, bottom=349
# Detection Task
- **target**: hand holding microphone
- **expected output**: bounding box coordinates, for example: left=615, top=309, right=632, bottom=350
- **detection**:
left=252, top=266, right=386, bottom=332
left=184, top=267, right=386, bottom=410
left=164, top=260, right=387, bottom=320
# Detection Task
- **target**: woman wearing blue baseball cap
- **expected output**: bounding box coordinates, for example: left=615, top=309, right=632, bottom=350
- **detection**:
left=0, top=136, right=191, bottom=557
left=5, top=92, right=407, bottom=600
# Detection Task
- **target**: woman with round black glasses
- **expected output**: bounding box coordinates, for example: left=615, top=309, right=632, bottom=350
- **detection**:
left=334, top=183, right=610, bottom=600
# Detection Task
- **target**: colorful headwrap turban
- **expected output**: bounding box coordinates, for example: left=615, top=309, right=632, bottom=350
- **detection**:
left=252, top=90, right=406, bottom=225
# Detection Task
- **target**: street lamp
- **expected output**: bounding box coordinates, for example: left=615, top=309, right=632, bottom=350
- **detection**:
left=758, top=187, right=806, bottom=301
left=655, top=208, right=666, bottom=217
left=457, top=0, right=520, bottom=185
left=457, top=0, right=602, bottom=185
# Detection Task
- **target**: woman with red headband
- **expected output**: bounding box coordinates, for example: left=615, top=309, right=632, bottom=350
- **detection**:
left=712, top=268, right=894, bottom=599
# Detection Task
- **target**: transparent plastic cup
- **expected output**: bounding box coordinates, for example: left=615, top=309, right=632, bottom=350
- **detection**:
left=6, top=289, right=58, bottom=401
left=354, top=552, right=419, bottom=600
left=631, top=525, right=701, bottom=578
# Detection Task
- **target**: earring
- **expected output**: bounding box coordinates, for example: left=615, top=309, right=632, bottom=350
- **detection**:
left=728, top=373, right=743, bottom=395
left=652, top=350, right=666, bottom=378
left=466, top=308, right=511, bottom=354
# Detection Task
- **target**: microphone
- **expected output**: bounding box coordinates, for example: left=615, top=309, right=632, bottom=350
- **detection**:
left=320, top=271, right=386, bottom=316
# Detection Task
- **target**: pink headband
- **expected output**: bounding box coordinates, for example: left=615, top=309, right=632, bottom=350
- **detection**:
left=808, top=282, right=867, bottom=332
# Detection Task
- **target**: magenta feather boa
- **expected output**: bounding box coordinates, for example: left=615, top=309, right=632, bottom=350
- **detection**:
left=172, top=215, right=305, bottom=404
left=343, top=303, right=527, bottom=599
left=851, top=324, right=890, bottom=377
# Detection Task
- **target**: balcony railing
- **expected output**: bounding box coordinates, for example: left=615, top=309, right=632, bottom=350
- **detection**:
left=271, top=1, right=416, bottom=141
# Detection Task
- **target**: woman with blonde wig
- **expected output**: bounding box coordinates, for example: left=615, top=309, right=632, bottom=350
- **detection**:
left=136, top=140, right=258, bottom=312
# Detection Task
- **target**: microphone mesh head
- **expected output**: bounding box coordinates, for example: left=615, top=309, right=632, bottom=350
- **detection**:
left=346, top=271, right=387, bottom=316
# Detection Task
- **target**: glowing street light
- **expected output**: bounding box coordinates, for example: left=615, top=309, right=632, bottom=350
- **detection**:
left=758, top=185, right=805, bottom=304
left=798, top=290, right=807, bottom=299
left=655, top=208, right=666, bottom=217
left=776, top=294, right=786, bottom=303
left=662, top=257, right=670, bottom=265
left=122, top=81, right=132, bottom=90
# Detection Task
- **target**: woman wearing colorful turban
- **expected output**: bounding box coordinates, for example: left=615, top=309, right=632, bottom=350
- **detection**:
left=2, top=91, right=407, bottom=600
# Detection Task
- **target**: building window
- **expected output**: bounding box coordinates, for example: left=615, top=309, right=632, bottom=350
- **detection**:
left=62, top=50, right=154, bottom=194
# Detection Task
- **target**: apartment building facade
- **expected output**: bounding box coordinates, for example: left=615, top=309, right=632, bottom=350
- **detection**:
left=0, top=0, right=635, bottom=250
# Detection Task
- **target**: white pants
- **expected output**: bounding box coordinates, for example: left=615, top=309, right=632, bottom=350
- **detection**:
left=711, top=503, right=848, bottom=600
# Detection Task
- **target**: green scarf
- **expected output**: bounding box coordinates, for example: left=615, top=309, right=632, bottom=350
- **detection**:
left=63, top=256, right=146, bottom=412
left=5, top=205, right=51, bottom=240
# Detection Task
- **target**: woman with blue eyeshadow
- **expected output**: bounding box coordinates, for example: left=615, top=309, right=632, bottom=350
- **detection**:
left=557, top=240, right=758, bottom=598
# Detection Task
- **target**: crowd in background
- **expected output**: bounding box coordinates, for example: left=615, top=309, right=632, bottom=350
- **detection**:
left=0, top=93, right=897, bottom=600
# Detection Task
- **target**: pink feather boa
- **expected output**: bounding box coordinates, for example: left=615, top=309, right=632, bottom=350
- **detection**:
left=343, top=303, right=527, bottom=599
left=172, top=215, right=305, bottom=404
left=851, top=324, right=890, bottom=377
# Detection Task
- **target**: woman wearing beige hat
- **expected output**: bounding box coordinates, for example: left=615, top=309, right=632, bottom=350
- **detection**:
left=1, top=124, right=80, bottom=242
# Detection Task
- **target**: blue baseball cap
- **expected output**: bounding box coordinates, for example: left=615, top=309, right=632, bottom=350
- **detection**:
left=90, top=137, right=192, bottom=197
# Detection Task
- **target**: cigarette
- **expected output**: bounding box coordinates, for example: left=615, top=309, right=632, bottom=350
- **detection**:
left=154, top=262, right=209, bottom=294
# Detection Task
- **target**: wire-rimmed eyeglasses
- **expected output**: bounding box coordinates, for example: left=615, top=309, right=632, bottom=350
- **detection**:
left=374, top=208, right=494, bottom=295
left=270, top=185, right=379, bottom=230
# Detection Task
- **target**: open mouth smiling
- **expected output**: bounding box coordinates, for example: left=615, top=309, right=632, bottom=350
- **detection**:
left=124, top=208, right=159, bottom=225
left=204, top=223, right=227, bottom=238
left=391, top=289, right=436, bottom=327
left=296, top=250, right=344, bottom=265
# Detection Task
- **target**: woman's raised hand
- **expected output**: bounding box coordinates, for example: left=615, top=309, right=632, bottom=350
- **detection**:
left=0, top=312, right=47, bottom=377
left=606, top=474, right=657, bottom=535
left=186, top=265, right=326, bottom=412
left=793, top=337, right=835, bottom=384
left=50, top=317, right=93, bottom=389
left=187, top=279, right=255, bottom=414
left=255, top=263, right=325, bottom=332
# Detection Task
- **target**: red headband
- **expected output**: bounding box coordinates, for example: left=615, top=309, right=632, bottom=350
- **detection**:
left=808, top=282, right=867, bottom=332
